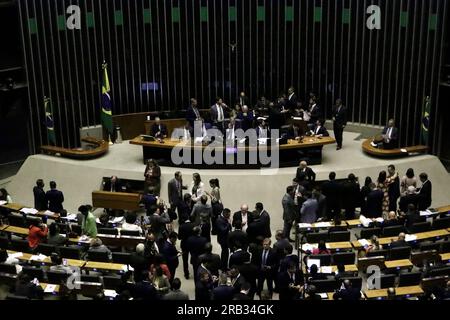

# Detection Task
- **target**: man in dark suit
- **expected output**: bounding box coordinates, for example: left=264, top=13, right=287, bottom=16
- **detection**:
left=236, top=105, right=255, bottom=131
left=282, top=186, right=297, bottom=242
left=45, top=181, right=64, bottom=213
left=216, top=208, right=232, bottom=270
left=256, top=238, right=278, bottom=298
left=33, top=179, right=47, bottom=211
left=103, top=176, right=122, bottom=192
left=365, top=183, right=384, bottom=218
left=229, top=246, right=251, bottom=269
left=296, top=161, right=316, bottom=182
left=387, top=165, right=401, bottom=211
left=186, top=227, right=208, bottom=282
left=212, top=273, right=234, bottom=301
left=332, top=99, right=347, bottom=150
left=232, top=204, right=253, bottom=233
left=233, top=282, right=252, bottom=300
left=277, top=262, right=304, bottom=300
left=286, top=123, right=303, bottom=140
left=333, top=279, right=361, bottom=301
left=309, top=119, right=329, bottom=137
left=268, top=102, right=284, bottom=130
left=279, top=244, right=299, bottom=273
left=321, top=172, right=342, bottom=220
left=389, top=232, right=409, bottom=248
left=382, top=211, right=402, bottom=228
left=167, top=171, right=187, bottom=221
left=341, top=173, right=361, bottom=220
left=247, top=202, right=271, bottom=240
left=401, top=204, right=423, bottom=232
left=186, top=98, right=202, bottom=128
left=304, top=97, right=322, bottom=125
left=210, top=97, right=228, bottom=132
left=150, top=117, right=168, bottom=138
left=236, top=91, right=250, bottom=107
left=417, top=172, right=432, bottom=210
left=381, top=119, right=399, bottom=149
left=160, top=232, right=179, bottom=282
left=230, top=265, right=247, bottom=294
left=198, top=243, right=221, bottom=276
left=238, top=256, right=258, bottom=299
left=228, top=219, right=249, bottom=253
left=178, top=219, right=196, bottom=279
left=399, top=186, right=420, bottom=213
left=286, top=86, right=298, bottom=114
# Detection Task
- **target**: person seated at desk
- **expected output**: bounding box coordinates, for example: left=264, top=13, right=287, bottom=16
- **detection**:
left=0, top=249, right=22, bottom=274
left=307, top=119, right=329, bottom=137
left=49, top=253, right=74, bottom=274
left=333, top=279, right=361, bottom=301
left=14, top=272, right=44, bottom=300
left=389, top=232, right=409, bottom=248
left=334, top=264, right=355, bottom=281
left=399, top=203, right=423, bottom=232
left=381, top=118, right=399, bottom=149
left=79, top=205, right=97, bottom=238
left=237, top=105, right=255, bottom=131
left=87, top=237, right=112, bottom=261
left=28, top=218, right=48, bottom=250
left=365, top=235, right=381, bottom=253
left=150, top=117, right=168, bottom=139
left=47, top=222, right=67, bottom=246
left=307, top=264, right=328, bottom=281
left=103, top=176, right=122, bottom=192
left=121, top=211, right=143, bottom=235
left=382, top=211, right=401, bottom=228
left=311, top=240, right=331, bottom=255
left=286, top=123, right=303, bottom=140
left=399, top=186, right=420, bottom=213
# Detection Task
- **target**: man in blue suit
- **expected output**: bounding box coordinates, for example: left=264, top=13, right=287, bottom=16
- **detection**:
left=160, top=231, right=179, bottom=282
left=45, top=181, right=64, bottom=213
left=186, top=226, right=208, bottom=282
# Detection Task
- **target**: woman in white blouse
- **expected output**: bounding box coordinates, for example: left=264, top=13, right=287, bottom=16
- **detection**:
left=400, top=168, right=417, bottom=195
left=190, top=173, right=205, bottom=203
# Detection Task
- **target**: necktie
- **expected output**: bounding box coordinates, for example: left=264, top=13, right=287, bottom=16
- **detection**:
left=218, top=105, right=223, bottom=121
left=262, top=250, right=267, bottom=266
left=316, top=127, right=319, bottom=135
left=388, top=128, right=392, bottom=139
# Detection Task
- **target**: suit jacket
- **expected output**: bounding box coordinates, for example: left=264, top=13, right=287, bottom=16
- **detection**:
left=228, top=230, right=249, bottom=251
left=232, top=211, right=254, bottom=229
left=308, top=104, right=322, bottom=123
left=296, top=167, right=316, bottom=182
left=45, top=189, right=64, bottom=213
left=231, top=274, right=247, bottom=294
left=178, top=221, right=196, bottom=251
left=238, top=263, right=258, bottom=293
left=268, top=106, right=284, bottom=130
left=229, top=249, right=251, bottom=268
left=332, top=105, right=347, bottom=128
left=233, top=292, right=252, bottom=300
left=191, top=203, right=212, bottom=225
left=321, top=180, right=342, bottom=208
left=216, top=215, right=232, bottom=247
left=33, top=186, right=47, bottom=211
left=236, top=96, right=250, bottom=107
left=168, top=178, right=185, bottom=206
left=389, top=239, right=410, bottom=249
left=186, top=105, right=201, bottom=126
left=286, top=125, right=303, bottom=139
left=279, top=254, right=300, bottom=273
left=198, top=253, right=221, bottom=276
left=418, top=180, right=432, bottom=210
left=382, top=126, right=399, bottom=148
left=103, top=178, right=122, bottom=192
left=388, top=175, right=401, bottom=201
left=342, top=181, right=361, bottom=210
left=186, top=235, right=208, bottom=264
left=212, top=285, right=234, bottom=301
left=277, top=271, right=304, bottom=300
left=333, top=287, right=361, bottom=301
left=300, top=198, right=318, bottom=224
left=255, top=248, right=278, bottom=273
left=286, top=94, right=298, bottom=112
left=282, top=194, right=297, bottom=223
left=210, top=104, right=226, bottom=123
left=310, top=125, right=329, bottom=137
left=399, top=193, right=419, bottom=212
left=150, top=123, right=168, bottom=138
left=247, top=210, right=271, bottom=239
left=366, top=190, right=384, bottom=218
left=163, top=289, right=189, bottom=300
left=237, top=111, right=255, bottom=131
left=160, top=240, right=179, bottom=270
left=404, top=211, right=423, bottom=230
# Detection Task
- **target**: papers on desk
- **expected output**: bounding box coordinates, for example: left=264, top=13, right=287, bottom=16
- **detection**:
left=371, top=141, right=378, bottom=147
left=9, top=252, right=23, bottom=259
left=0, top=200, right=6, bottom=206
left=298, top=223, right=312, bottom=229
left=301, top=243, right=318, bottom=252
left=400, top=148, right=408, bottom=153
left=111, top=216, right=124, bottom=224
left=359, top=215, right=373, bottom=228
left=292, top=117, right=303, bottom=121
left=121, top=265, right=134, bottom=272
left=44, top=284, right=57, bottom=293
left=420, top=210, right=435, bottom=216
left=43, top=210, right=56, bottom=216
left=314, top=222, right=332, bottom=228
left=320, top=266, right=333, bottom=274
left=29, top=254, right=47, bottom=262
left=358, top=239, right=370, bottom=247
left=64, top=213, right=78, bottom=221
left=78, top=235, right=91, bottom=243
left=257, top=138, right=268, bottom=145
left=319, top=293, right=329, bottom=299
left=405, top=234, right=418, bottom=242
left=104, top=289, right=118, bottom=298
left=374, top=218, right=384, bottom=223
left=20, top=208, right=38, bottom=214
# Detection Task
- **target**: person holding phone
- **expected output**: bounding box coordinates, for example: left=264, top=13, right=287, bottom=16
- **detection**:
left=28, top=219, right=48, bottom=250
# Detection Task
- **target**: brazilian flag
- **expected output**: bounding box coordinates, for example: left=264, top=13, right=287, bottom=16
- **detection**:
left=44, top=97, right=56, bottom=145
left=101, top=62, right=113, bottom=135
left=421, top=96, right=431, bottom=145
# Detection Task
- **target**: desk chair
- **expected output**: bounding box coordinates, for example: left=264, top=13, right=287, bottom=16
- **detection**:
left=398, top=272, right=422, bottom=287
left=306, top=232, right=328, bottom=244
left=419, top=242, right=440, bottom=252
left=5, top=294, right=29, bottom=300
left=0, top=263, right=17, bottom=274
left=7, top=214, right=25, bottom=228
left=388, top=246, right=411, bottom=260
left=0, top=237, right=8, bottom=249
left=98, top=228, right=119, bottom=236
left=80, top=275, right=101, bottom=283
left=58, top=246, right=82, bottom=260
left=421, top=276, right=447, bottom=292
left=309, top=254, right=332, bottom=266
left=332, top=252, right=355, bottom=265
left=357, top=256, right=385, bottom=272
left=410, top=250, right=440, bottom=267
left=46, top=270, right=70, bottom=284
left=87, top=250, right=110, bottom=262
left=432, top=217, right=450, bottom=230
left=382, top=225, right=405, bottom=237
left=309, top=279, right=338, bottom=293
left=0, top=272, right=18, bottom=286
left=408, top=222, right=431, bottom=234
left=22, top=266, right=45, bottom=281
left=379, top=274, right=397, bottom=289
left=36, top=243, right=56, bottom=256
left=25, top=216, right=42, bottom=227
left=440, top=241, right=450, bottom=253
left=366, top=249, right=388, bottom=258
left=103, top=275, right=122, bottom=290
left=427, top=266, right=450, bottom=277
left=329, top=231, right=351, bottom=242
left=112, top=252, right=132, bottom=265
left=358, top=228, right=381, bottom=240
left=10, top=239, right=30, bottom=253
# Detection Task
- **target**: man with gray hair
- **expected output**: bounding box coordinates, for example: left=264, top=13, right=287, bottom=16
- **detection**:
left=295, top=161, right=316, bottom=182
left=150, top=116, right=168, bottom=138
left=399, top=185, right=419, bottom=213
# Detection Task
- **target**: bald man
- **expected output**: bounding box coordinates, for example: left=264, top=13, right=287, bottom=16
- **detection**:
left=233, top=204, right=253, bottom=233
left=390, top=232, right=409, bottom=249
left=295, top=161, right=316, bottom=182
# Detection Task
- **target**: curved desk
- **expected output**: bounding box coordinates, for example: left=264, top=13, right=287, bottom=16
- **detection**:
left=130, top=136, right=335, bottom=168
left=41, top=137, right=109, bottom=160
left=361, top=139, right=428, bottom=158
